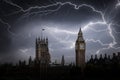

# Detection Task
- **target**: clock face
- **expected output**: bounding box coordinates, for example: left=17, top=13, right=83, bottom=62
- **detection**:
left=80, top=43, right=85, bottom=49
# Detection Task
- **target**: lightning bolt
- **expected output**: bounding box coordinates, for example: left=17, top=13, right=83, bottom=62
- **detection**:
left=82, top=21, right=107, bottom=32
left=0, top=19, right=15, bottom=36
left=4, top=1, right=105, bottom=21
left=2, top=0, right=120, bottom=55
left=86, top=39, right=109, bottom=46
left=4, top=0, right=24, bottom=11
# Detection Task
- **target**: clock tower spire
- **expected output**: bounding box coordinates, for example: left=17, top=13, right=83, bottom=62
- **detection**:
left=75, top=28, right=86, bottom=68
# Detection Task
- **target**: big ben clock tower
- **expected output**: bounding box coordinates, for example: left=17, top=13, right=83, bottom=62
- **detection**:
left=75, top=28, right=86, bottom=68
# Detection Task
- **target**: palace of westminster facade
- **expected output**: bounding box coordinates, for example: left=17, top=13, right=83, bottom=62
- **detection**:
left=28, top=28, right=86, bottom=68
left=19, top=28, right=120, bottom=68
left=2, top=28, right=120, bottom=80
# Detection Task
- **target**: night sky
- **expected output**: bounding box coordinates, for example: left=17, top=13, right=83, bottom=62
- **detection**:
left=0, top=0, right=120, bottom=64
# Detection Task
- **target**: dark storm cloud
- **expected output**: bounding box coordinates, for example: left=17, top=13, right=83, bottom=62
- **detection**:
left=0, top=0, right=120, bottom=63
left=14, top=2, right=103, bottom=31
left=0, top=21, right=11, bottom=53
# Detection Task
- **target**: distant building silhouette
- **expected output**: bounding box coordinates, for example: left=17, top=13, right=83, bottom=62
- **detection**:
left=88, top=52, right=120, bottom=65
left=75, top=28, right=86, bottom=68
left=61, top=55, right=65, bottom=66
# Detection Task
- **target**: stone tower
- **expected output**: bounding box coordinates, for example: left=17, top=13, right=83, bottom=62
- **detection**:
left=75, top=28, right=86, bottom=68
left=35, top=37, right=50, bottom=65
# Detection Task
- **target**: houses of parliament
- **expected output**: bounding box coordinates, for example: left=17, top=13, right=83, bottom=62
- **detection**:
left=1, top=28, right=120, bottom=80
left=19, top=27, right=120, bottom=68
left=33, top=28, right=86, bottom=68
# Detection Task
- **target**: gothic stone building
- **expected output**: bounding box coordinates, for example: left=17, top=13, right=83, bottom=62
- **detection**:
left=75, top=28, right=86, bottom=68
left=35, top=37, right=51, bottom=65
